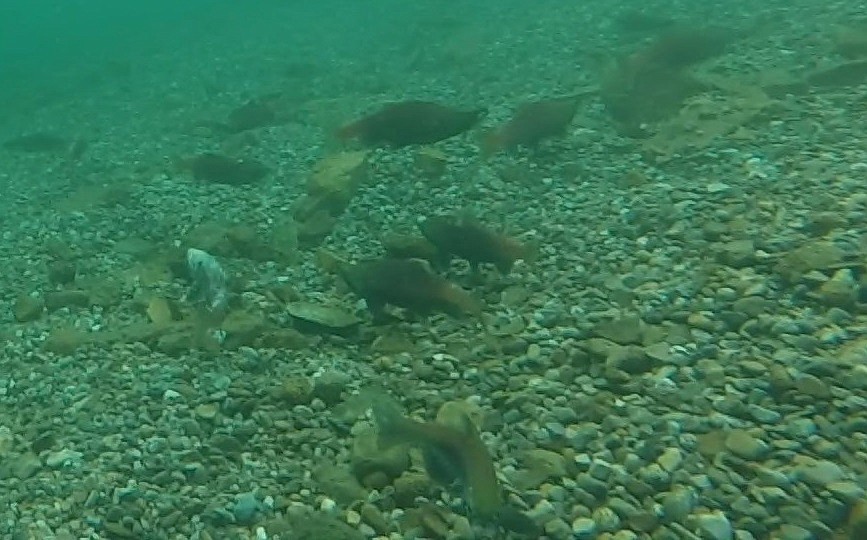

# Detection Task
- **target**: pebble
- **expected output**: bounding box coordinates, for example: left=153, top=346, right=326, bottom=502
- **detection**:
left=795, top=459, right=844, bottom=487
left=662, top=487, right=696, bottom=521
left=776, top=524, right=812, bottom=540
left=695, top=510, right=733, bottom=540
left=746, top=404, right=781, bottom=424
left=45, top=448, right=83, bottom=468
left=725, top=430, right=769, bottom=461
left=827, top=481, right=865, bottom=503
left=194, top=403, right=219, bottom=420
left=232, top=492, right=261, bottom=525
left=544, top=517, right=573, bottom=540
left=588, top=459, right=613, bottom=481
left=785, top=418, right=817, bottom=440
left=657, top=448, right=683, bottom=472
left=345, top=510, right=361, bottom=526
left=706, top=182, right=732, bottom=194
left=592, top=507, right=620, bottom=532
left=571, top=517, right=597, bottom=539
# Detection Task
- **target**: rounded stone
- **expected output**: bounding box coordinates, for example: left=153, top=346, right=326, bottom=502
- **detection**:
left=572, top=517, right=597, bottom=539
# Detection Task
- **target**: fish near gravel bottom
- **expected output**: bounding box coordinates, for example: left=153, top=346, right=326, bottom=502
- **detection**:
left=371, top=397, right=503, bottom=518
left=371, top=398, right=541, bottom=536
left=420, top=214, right=537, bottom=274
left=337, top=258, right=482, bottom=320
left=336, top=100, right=485, bottom=147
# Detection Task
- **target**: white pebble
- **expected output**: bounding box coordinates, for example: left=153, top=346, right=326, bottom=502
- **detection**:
left=345, top=509, right=361, bottom=526
left=319, top=497, right=337, bottom=513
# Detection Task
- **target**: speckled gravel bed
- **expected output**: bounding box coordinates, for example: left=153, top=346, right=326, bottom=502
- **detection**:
left=1, top=1, right=867, bottom=540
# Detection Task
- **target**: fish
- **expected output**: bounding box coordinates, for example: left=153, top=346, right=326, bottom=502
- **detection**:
left=337, top=101, right=485, bottom=147
left=419, top=215, right=536, bottom=274
left=482, top=95, right=582, bottom=156
left=186, top=248, right=229, bottom=315
left=3, top=133, right=70, bottom=153
left=371, top=397, right=503, bottom=519
left=337, top=258, right=481, bottom=319
left=183, top=153, right=269, bottom=185
left=226, top=98, right=279, bottom=133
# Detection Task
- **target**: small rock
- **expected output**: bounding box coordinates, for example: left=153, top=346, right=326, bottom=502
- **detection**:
left=543, top=517, right=573, bottom=540
left=287, top=301, right=360, bottom=336
left=594, top=314, right=643, bottom=344
left=718, top=240, right=755, bottom=268
left=775, top=524, right=812, bottom=540
left=313, top=371, right=352, bottom=405
left=592, top=507, right=620, bottom=532
left=657, top=448, right=683, bottom=473
left=827, top=481, right=865, bottom=503
left=606, top=345, right=652, bottom=374
left=795, top=459, right=844, bottom=487
left=706, top=182, right=732, bottom=194
left=45, top=448, right=83, bottom=468
left=747, top=404, right=781, bottom=424
left=194, top=403, right=219, bottom=421
left=571, top=517, right=597, bottom=539
left=273, top=376, right=313, bottom=406
left=232, top=492, right=261, bottom=525
left=694, top=510, right=733, bottom=540
left=725, top=430, right=769, bottom=461
left=795, top=374, right=830, bottom=398
left=662, top=487, right=696, bottom=522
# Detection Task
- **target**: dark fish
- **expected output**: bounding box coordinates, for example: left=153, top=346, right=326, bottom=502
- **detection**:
left=186, top=153, right=269, bottom=185
left=371, top=397, right=503, bottom=519
left=482, top=95, right=581, bottom=156
left=3, top=133, right=70, bottom=153
left=226, top=96, right=280, bottom=132
left=337, top=258, right=481, bottom=319
left=337, top=101, right=485, bottom=147
left=420, top=215, right=536, bottom=273
left=622, top=27, right=733, bottom=77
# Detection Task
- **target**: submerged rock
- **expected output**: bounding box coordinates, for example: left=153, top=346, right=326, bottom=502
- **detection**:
left=287, top=301, right=360, bottom=336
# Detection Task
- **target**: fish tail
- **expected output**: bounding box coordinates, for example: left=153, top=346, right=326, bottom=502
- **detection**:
left=479, top=129, right=502, bottom=159
left=335, top=120, right=362, bottom=141
left=371, top=397, right=412, bottom=448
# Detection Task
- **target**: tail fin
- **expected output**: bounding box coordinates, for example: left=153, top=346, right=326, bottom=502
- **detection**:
left=335, top=120, right=362, bottom=141
left=370, top=397, right=410, bottom=449
left=479, top=129, right=502, bottom=159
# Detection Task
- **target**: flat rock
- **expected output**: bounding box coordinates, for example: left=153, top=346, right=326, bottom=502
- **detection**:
left=593, top=313, right=643, bottom=344
left=725, top=430, right=770, bottom=461
left=795, top=459, right=844, bottom=487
